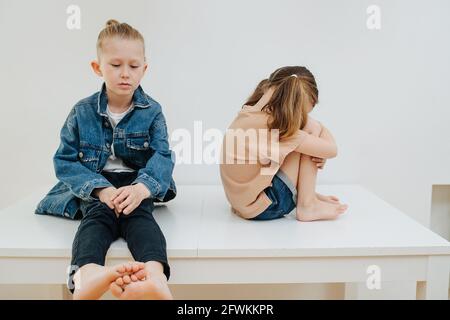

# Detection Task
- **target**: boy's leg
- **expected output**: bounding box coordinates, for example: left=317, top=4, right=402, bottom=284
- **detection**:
left=116, top=199, right=173, bottom=300
left=70, top=201, right=121, bottom=300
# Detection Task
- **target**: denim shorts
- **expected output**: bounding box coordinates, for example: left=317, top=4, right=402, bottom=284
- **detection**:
left=251, top=171, right=297, bottom=221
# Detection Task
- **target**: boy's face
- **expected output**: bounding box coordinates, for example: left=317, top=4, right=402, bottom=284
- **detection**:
left=91, top=37, right=147, bottom=97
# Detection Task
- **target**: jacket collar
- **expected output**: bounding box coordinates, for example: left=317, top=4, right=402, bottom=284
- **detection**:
left=97, top=83, right=151, bottom=117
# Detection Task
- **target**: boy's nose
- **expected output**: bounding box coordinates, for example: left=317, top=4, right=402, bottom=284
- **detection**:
left=120, top=68, right=130, bottom=78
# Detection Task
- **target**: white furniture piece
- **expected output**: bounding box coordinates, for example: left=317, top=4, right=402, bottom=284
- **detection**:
left=0, top=184, right=449, bottom=299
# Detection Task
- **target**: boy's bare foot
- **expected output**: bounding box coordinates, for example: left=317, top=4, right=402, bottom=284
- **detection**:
left=110, top=263, right=173, bottom=300
left=316, top=192, right=340, bottom=204
left=297, top=197, right=348, bottom=222
left=114, top=275, right=173, bottom=300
left=72, top=262, right=144, bottom=300
left=109, top=268, right=147, bottom=298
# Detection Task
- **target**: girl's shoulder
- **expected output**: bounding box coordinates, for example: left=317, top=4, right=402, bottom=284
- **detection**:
left=229, top=106, right=270, bottom=130
left=241, top=104, right=262, bottom=112
left=239, top=104, right=271, bottom=121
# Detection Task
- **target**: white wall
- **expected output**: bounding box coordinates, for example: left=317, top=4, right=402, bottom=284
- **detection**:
left=0, top=0, right=449, bottom=298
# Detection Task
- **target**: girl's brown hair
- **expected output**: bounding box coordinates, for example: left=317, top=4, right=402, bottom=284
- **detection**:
left=245, top=66, right=319, bottom=139
left=96, top=19, right=146, bottom=59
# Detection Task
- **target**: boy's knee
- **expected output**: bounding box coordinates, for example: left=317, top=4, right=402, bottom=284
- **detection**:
left=83, top=202, right=116, bottom=220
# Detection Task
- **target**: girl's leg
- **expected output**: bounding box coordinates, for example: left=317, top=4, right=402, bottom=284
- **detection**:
left=279, top=152, right=300, bottom=188
left=279, top=151, right=348, bottom=221
left=296, top=153, right=318, bottom=206
left=279, top=152, right=340, bottom=205
left=295, top=154, right=348, bottom=221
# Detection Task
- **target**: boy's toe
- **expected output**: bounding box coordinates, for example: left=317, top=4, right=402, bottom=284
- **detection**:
left=133, top=269, right=147, bottom=280
left=132, top=264, right=141, bottom=273
left=123, top=275, right=132, bottom=284
left=116, top=265, right=126, bottom=274
left=109, top=282, right=123, bottom=299
left=116, top=277, right=124, bottom=286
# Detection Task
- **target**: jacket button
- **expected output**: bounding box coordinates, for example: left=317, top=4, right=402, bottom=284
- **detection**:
left=143, top=141, right=149, bottom=148
left=78, top=152, right=84, bottom=159
left=104, top=122, right=110, bottom=128
left=64, top=212, right=70, bottom=217
left=106, top=143, right=110, bottom=149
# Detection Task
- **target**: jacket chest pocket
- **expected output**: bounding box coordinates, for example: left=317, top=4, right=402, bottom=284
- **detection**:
left=126, top=135, right=151, bottom=166
left=78, top=145, right=101, bottom=172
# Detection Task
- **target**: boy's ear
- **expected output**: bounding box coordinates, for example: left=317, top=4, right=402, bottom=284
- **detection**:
left=91, top=60, right=102, bottom=77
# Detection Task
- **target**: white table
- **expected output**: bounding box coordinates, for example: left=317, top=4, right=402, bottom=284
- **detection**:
left=0, top=185, right=449, bottom=299
left=0, top=186, right=202, bottom=290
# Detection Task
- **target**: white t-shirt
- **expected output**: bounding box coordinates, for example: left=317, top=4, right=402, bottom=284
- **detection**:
left=103, top=104, right=135, bottom=173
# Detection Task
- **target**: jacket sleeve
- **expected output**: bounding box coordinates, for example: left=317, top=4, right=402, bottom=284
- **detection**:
left=53, top=107, right=113, bottom=201
left=132, top=110, right=175, bottom=201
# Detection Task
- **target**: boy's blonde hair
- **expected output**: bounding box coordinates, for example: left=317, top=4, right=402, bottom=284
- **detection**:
left=96, top=19, right=146, bottom=59
left=245, top=66, right=319, bottom=140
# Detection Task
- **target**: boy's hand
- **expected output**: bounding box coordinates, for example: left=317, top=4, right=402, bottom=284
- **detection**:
left=94, top=187, right=122, bottom=217
left=113, top=183, right=151, bottom=215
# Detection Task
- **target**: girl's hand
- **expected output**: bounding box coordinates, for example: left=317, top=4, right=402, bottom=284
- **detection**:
left=311, top=157, right=326, bottom=169
left=112, top=183, right=151, bottom=215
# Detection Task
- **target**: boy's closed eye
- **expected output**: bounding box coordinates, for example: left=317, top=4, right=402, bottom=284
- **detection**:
left=110, top=64, right=140, bottom=68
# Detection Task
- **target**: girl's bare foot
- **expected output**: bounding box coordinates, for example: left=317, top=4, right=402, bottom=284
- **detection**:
left=296, top=197, right=348, bottom=222
left=316, top=192, right=340, bottom=204
left=73, top=262, right=144, bottom=300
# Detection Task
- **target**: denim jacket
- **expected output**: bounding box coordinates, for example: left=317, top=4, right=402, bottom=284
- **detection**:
left=35, top=83, right=176, bottom=219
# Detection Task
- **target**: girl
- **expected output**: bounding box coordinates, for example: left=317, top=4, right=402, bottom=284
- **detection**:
left=220, top=66, right=348, bottom=221
left=36, top=20, right=176, bottom=299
